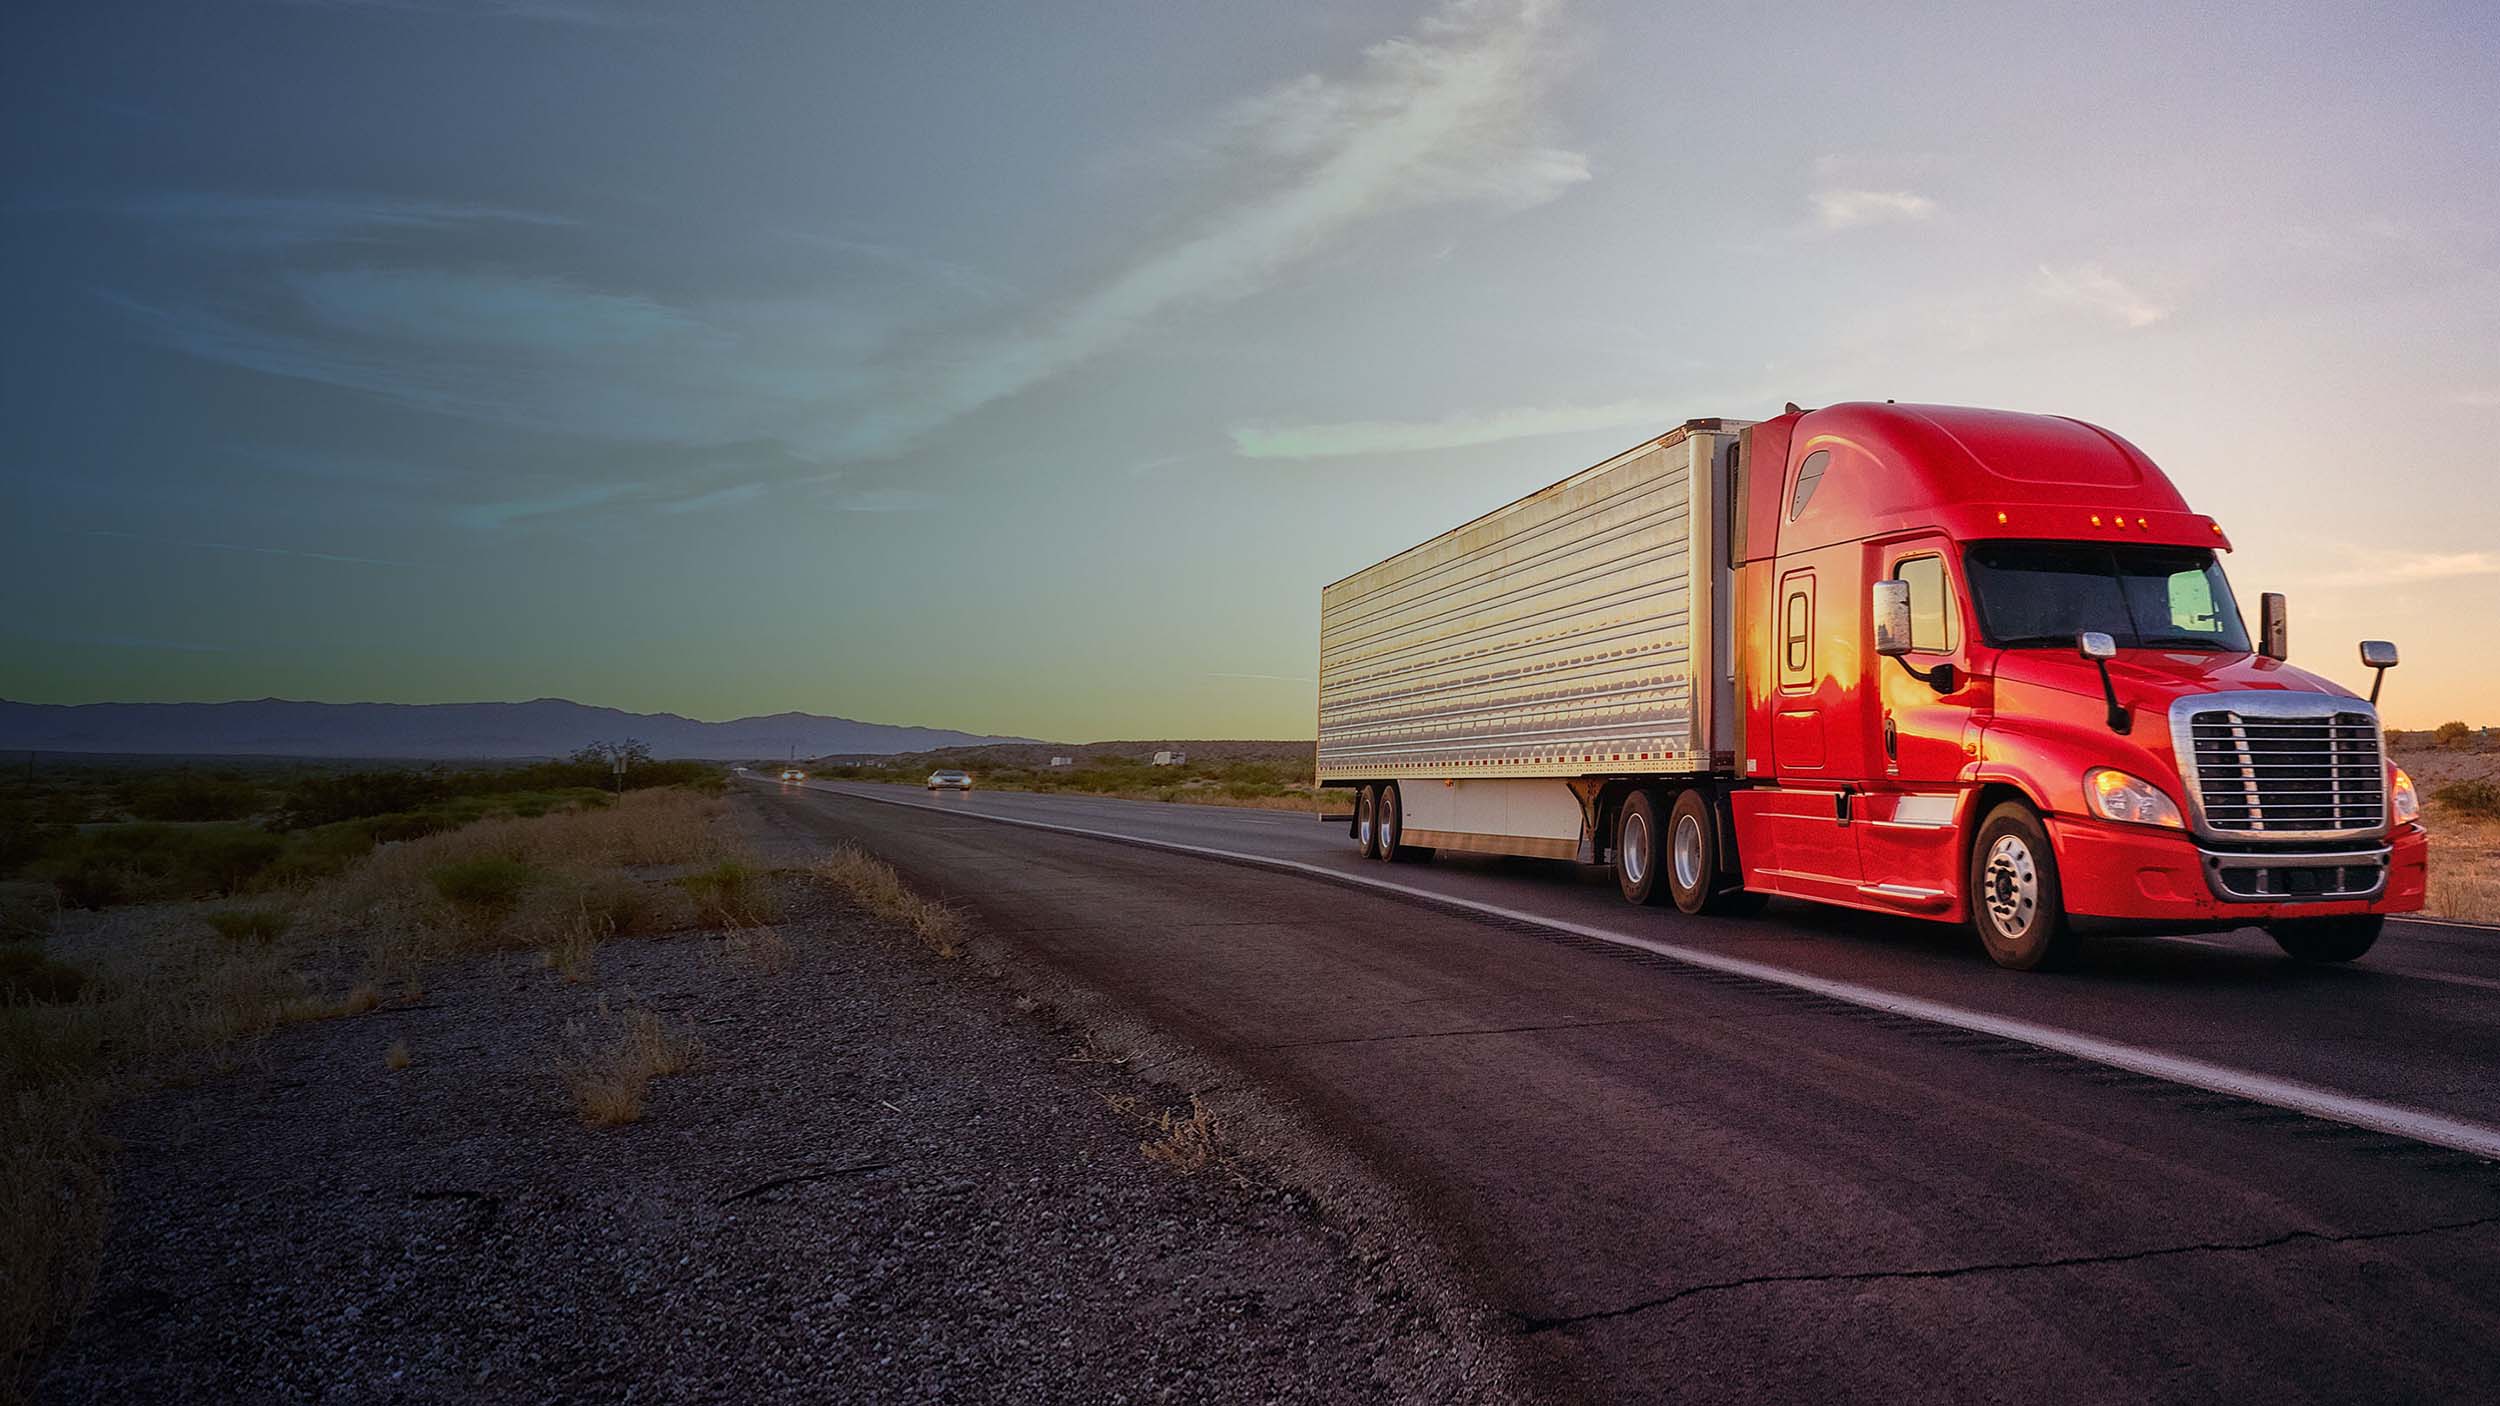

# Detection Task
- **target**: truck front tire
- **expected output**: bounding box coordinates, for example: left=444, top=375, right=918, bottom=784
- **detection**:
left=1969, top=802, right=2079, bottom=971
left=2266, top=914, right=2382, bottom=963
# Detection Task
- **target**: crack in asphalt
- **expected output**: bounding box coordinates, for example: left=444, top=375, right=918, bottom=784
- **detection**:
left=1265, top=1014, right=1670, bottom=1051
left=1512, top=1213, right=2500, bottom=1334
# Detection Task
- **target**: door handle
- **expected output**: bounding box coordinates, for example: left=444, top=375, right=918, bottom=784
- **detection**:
left=1883, top=713, right=1898, bottom=762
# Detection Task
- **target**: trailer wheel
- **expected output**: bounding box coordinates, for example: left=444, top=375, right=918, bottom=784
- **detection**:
left=1355, top=786, right=1380, bottom=859
left=1969, top=802, right=2079, bottom=970
left=1375, top=783, right=1430, bottom=863
left=1617, top=790, right=1669, bottom=905
left=2265, top=914, right=2382, bottom=963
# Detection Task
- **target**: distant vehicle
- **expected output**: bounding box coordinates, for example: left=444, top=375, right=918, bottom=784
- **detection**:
left=1318, top=403, right=2423, bottom=971
left=928, top=770, right=974, bottom=791
left=1048, top=756, right=1075, bottom=768
left=1151, top=750, right=1187, bottom=767
left=779, top=767, right=805, bottom=782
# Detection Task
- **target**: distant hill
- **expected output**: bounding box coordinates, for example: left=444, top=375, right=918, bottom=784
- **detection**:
left=0, top=698, right=1026, bottom=760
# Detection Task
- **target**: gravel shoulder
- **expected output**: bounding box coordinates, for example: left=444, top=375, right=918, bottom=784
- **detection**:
left=37, top=800, right=1515, bottom=1402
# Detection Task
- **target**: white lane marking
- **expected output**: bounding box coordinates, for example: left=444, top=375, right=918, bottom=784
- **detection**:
left=766, top=779, right=2500, bottom=1162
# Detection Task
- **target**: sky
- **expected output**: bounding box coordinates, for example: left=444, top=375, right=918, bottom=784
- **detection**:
left=4, top=0, right=2497, bottom=738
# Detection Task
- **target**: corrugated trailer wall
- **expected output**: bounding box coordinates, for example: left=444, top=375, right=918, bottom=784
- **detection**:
left=1317, top=422, right=1741, bottom=783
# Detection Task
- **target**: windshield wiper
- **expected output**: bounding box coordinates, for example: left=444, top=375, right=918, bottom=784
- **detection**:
left=2135, top=636, right=2235, bottom=652
left=1989, top=633, right=2098, bottom=648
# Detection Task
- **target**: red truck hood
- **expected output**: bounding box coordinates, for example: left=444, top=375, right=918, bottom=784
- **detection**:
left=1989, top=648, right=2361, bottom=729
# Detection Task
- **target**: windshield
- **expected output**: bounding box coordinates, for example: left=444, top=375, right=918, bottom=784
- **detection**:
left=1964, top=542, right=2250, bottom=652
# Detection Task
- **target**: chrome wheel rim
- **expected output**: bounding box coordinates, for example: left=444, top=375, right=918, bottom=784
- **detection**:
left=1380, top=790, right=1398, bottom=852
left=1982, top=834, right=2040, bottom=936
left=1671, top=811, right=1706, bottom=893
left=1622, top=811, right=1651, bottom=888
left=1357, top=791, right=1376, bottom=851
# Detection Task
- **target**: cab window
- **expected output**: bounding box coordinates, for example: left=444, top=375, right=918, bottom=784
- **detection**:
left=1893, top=554, right=1955, bottom=652
left=1788, top=450, right=1830, bottom=521
left=1780, top=578, right=1813, bottom=688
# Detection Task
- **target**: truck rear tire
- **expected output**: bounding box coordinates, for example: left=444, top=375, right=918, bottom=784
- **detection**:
left=2266, top=914, right=2382, bottom=963
left=1660, top=787, right=1765, bottom=916
left=1969, top=802, right=2079, bottom=971
left=1355, top=786, right=1380, bottom=859
left=1617, top=790, right=1669, bottom=906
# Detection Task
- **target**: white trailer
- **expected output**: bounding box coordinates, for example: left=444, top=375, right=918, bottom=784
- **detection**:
left=1316, top=420, right=1745, bottom=863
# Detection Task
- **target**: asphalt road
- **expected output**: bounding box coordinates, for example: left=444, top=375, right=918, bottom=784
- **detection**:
left=743, top=775, right=2500, bottom=1402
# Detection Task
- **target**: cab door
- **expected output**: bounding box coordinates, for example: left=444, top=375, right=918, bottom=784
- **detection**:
left=1758, top=557, right=1864, bottom=895
left=1857, top=540, right=1980, bottom=912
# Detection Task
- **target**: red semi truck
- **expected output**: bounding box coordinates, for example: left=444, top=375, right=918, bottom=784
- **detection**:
left=1315, top=402, right=2426, bottom=970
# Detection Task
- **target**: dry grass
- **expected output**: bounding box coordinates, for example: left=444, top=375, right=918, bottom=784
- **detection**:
left=384, top=1038, right=412, bottom=1071
left=1139, top=1094, right=1221, bottom=1174
left=718, top=921, right=790, bottom=975
left=0, top=785, right=737, bottom=1391
left=811, top=845, right=966, bottom=958
left=2425, top=806, right=2500, bottom=923
left=559, top=1007, right=699, bottom=1128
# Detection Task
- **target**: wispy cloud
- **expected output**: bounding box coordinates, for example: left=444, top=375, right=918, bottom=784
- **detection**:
left=2035, top=262, right=2171, bottom=328
left=2452, top=389, right=2500, bottom=409
left=457, top=483, right=641, bottom=530
left=1232, top=393, right=1677, bottom=459
left=824, top=488, right=942, bottom=513
left=653, top=482, right=766, bottom=514
left=1811, top=189, right=1936, bottom=230
left=83, top=527, right=414, bottom=567
left=2318, top=550, right=2500, bottom=588
left=823, top=0, right=1587, bottom=457
left=90, top=192, right=570, bottom=248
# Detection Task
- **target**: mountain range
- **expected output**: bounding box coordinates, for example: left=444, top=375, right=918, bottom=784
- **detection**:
left=0, top=698, right=1026, bottom=760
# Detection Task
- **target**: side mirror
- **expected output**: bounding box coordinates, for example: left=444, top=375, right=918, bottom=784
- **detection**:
left=2077, top=631, right=2129, bottom=733
left=2359, top=639, right=2398, bottom=704
left=2259, top=592, right=2288, bottom=661
left=1871, top=580, right=1913, bottom=657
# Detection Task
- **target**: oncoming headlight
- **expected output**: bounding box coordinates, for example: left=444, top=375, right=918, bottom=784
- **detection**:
left=2391, top=765, right=2420, bottom=825
left=2085, top=768, right=2184, bottom=829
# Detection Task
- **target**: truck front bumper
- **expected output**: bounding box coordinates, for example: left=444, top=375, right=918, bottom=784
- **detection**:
left=2049, top=816, right=2428, bottom=924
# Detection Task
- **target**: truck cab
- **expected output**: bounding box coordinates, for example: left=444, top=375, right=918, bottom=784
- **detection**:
left=1724, top=402, right=2426, bottom=967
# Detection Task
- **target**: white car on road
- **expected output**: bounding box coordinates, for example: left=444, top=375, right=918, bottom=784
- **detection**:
left=927, top=769, right=974, bottom=791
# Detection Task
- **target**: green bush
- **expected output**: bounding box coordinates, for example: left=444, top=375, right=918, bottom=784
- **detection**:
left=430, top=857, right=540, bottom=911
left=36, top=824, right=287, bottom=908
left=204, top=908, right=292, bottom=945
left=2435, top=779, right=2500, bottom=820
left=678, top=859, right=773, bottom=924
left=2435, top=720, right=2475, bottom=750
left=0, top=946, right=87, bottom=1004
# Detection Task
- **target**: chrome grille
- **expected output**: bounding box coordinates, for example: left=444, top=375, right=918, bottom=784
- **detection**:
left=2174, top=697, right=2384, bottom=840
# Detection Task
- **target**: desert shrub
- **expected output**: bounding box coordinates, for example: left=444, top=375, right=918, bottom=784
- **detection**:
left=0, top=947, right=87, bottom=1004
left=429, top=857, right=540, bottom=911
left=121, top=774, right=264, bottom=823
left=204, top=908, right=291, bottom=945
left=2435, top=779, right=2500, bottom=820
left=276, top=770, right=454, bottom=829
left=36, top=825, right=286, bottom=908
left=2435, top=720, right=2474, bottom=750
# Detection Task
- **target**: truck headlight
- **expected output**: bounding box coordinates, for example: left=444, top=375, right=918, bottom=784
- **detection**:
left=2085, top=768, right=2184, bottom=828
left=2391, top=765, right=2420, bottom=824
